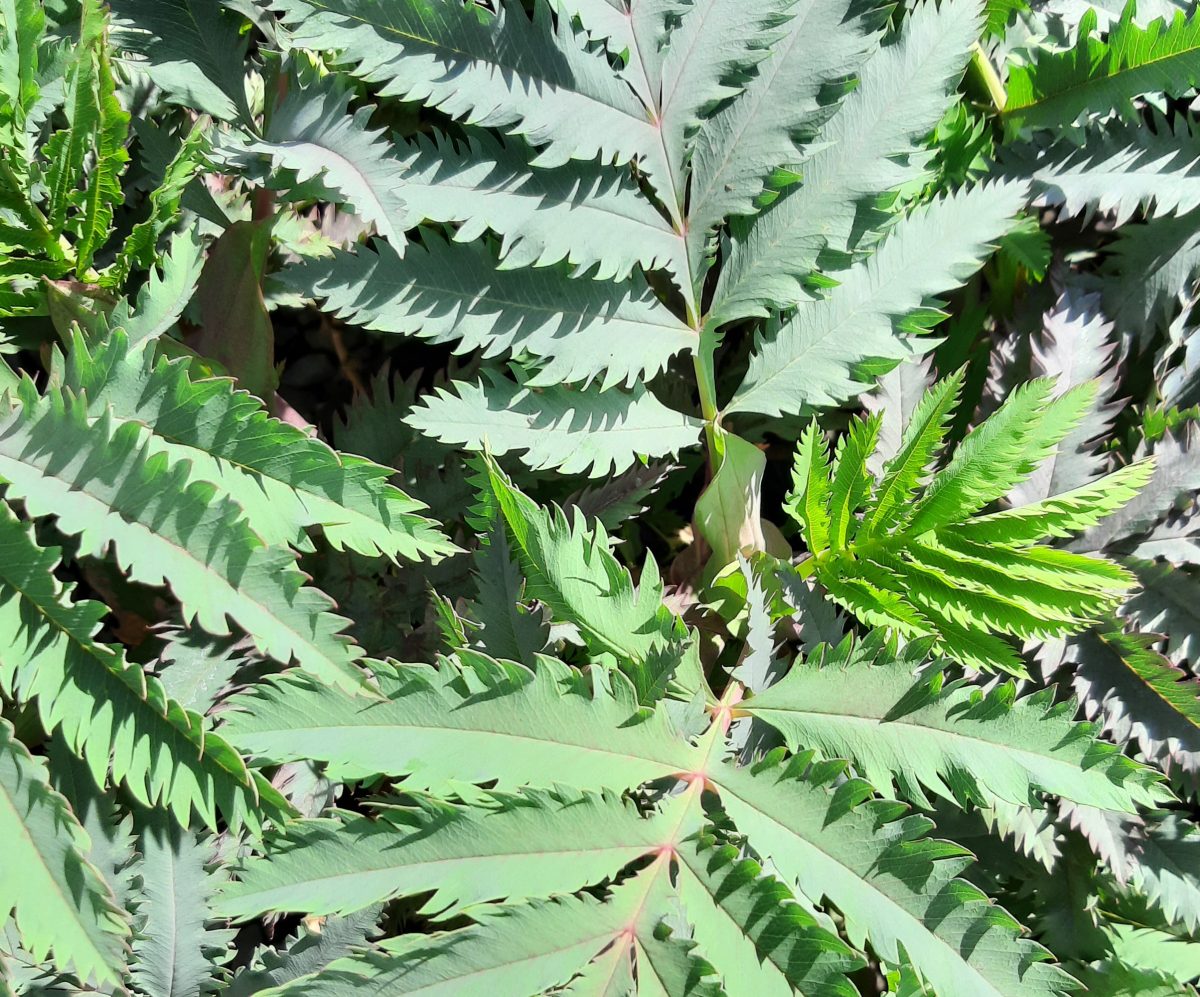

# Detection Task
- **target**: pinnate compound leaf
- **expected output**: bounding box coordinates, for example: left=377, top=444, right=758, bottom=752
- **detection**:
left=790, top=374, right=1150, bottom=672
left=0, top=499, right=285, bottom=831
left=0, top=719, right=130, bottom=988
left=0, top=379, right=370, bottom=693
left=408, top=372, right=702, bottom=478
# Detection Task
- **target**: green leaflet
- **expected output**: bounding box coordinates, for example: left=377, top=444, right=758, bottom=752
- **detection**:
left=649, top=0, right=796, bottom=222
left=408, top=372, right=702, bottom=478
left=1004, top=4, right=1200, bottom=130
left=0, top=719, right=130, bottom=988
left=227, top=906, right=384, bottom=996
left=63, top=328, right=455, bottom=562
left=0, top=499, right=285, bottom=831
left=217, top=790, right=672, bottom=921
left=286, top=236, right=695, bottom=390
left=1070, top=628, right=1200, bottom=786
left=45, top=0, right=104, bottom=237
left=222, top=653, right=702, bottom=789
left=260, top=892, right=646, bottom=996
left=710, top=0, right=983, bottom=325
left=129, top=810, right=235, bottom=997
left=0, top=0, right=44, bottom=154
left=108, top=122, right=208, bottom=285
left=684, top=0, right=877, bottom=270
left=362, top=131, right=689, bottom=285
left=742, top=632, right=1165, bottom=811
left=1101, top=207, right=1200, bottom=337
left=0, top=379, right=370, bottom=693
left=790, top=374, right=1150, bottom=672
left=73, top=36, right=128, bottom=275
left=469, top=521, right=549, bottom=667
left=726, top=182, right=1028, bottom=417
left=674, top=832, right=862, bottom=997
left=111, top=228, right=205, bottom=344
left=1004, top=121, right=1200, bottom=226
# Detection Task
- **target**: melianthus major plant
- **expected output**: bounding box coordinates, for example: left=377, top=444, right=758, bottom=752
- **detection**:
left=0, top=0, right=1199, bottom=994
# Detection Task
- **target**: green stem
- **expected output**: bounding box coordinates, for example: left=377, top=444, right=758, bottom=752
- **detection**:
left=690, top=308, right=722, bottom=469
